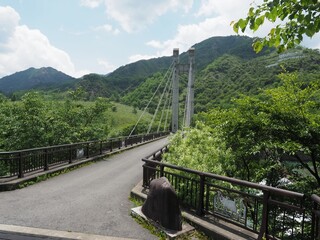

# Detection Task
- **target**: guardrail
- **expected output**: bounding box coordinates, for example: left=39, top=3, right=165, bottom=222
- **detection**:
left=142, top=146, right=314, bottom=240
left=0, top=132, right=169, bottom=179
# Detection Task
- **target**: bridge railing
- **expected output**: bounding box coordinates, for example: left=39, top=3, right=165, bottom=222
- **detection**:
left=311, top=194, right=320, bottom=239
left=142, top=147, right=313, bottom=240
left=0, top=132, right=169, bottom=179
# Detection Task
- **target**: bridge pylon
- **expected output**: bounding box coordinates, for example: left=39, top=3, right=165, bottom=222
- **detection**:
left=171, top=48, right=195, bottom=133
left=185, top=48, right=195, bottom=128
left=171, top=48, right=180, bottom=133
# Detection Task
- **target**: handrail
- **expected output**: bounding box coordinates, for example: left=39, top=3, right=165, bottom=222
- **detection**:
left=142, top=147, right=311, bottom=240
left=142, top=158, right=304, bottom=198
left=0, top=135, right=144, bottom=154
left=0, top=132, right=169, bottom=179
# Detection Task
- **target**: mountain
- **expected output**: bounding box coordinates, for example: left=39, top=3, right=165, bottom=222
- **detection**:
left=1, top=35, right=318, bottom=111
left=0, top=36, right=270, bottom=97
left=0, top=67, right=75, bottom=94
left=78, top=35, right=273, bottom=99
left=194, top=48, right=320, bottom=111
left=121, top=45, right=320, bottom=113
left=103, top=35, right=270, bottom=92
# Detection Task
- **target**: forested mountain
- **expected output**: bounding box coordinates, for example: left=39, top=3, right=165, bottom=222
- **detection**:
left=194, top=48, right=320, bottom=111
left=1, top=35, right=268, bottom=98
left=0, top=67, right=75, bottom=94
left=122, top=46, right=320, bottom=113
left=0, top=35, right=319, bottom=113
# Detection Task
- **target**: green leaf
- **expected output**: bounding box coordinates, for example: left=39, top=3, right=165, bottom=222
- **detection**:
left=248, top=7, right=255, bottom=17
left=253, top=41, right=264, bottom=53
left=233, top=22, right=239, bottom=33
left=256, top=15, right=265, bottom=28
left=238, top=18, right=248, bottom=32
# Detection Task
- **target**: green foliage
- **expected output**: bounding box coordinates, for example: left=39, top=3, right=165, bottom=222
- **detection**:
left=203, top=72, right=320, bottom=188
left=122, top=72, right=166, bottom=112
left=164, top=123, right=232, bottom=175
left=167, top=71, right=320, bottom=192
left=232, top=0, right=320, bottom=52
left=195, top=48, right=320, bottom=111
left=0, top=92, right=111, bottom=150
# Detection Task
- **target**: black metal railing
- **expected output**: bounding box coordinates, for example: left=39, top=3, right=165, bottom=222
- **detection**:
left=142, top=146, right=315, bottom=240
left=0, top=132, right=169, bottom=179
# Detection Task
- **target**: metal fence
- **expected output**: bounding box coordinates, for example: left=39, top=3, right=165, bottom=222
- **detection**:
left=0, top=132, right=169, bottom=179
left=142, top=145, right=316, bottom=240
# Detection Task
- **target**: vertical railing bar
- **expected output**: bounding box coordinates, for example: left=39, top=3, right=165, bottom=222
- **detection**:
left=258, top=190, right=270, bottom=240
left=44, top=149, right=49, bottom=171
left=18, top=152, right=24, bottom=178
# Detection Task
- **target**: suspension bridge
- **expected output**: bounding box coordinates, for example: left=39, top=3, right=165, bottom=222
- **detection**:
left=129, top=48, right=196, bottom=136
left=0, top=49, right=320, bottom=240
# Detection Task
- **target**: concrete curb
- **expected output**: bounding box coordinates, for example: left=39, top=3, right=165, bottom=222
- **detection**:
left=0, top=224, right=136, bottom=240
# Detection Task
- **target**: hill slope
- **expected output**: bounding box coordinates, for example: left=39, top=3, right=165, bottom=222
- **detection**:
left=0, top=67, right=75, bottom=94
left=122, top=47, right=320, bottom=113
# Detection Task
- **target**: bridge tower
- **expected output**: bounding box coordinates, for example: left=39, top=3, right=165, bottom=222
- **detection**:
left=171, top=48, right=195, bottom=132
left=185, top=48, right=195, bottom=128
left=171, top=48, right=180, bottom=133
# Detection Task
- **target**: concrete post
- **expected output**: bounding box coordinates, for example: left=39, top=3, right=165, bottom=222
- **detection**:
left=172, top=48, right=179, bottom=133
left=185, top=48, right=195, bottom=128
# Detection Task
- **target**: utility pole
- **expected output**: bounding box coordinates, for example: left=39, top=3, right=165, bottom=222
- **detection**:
left=185, top=48, right=195, bottom=128
left=171, top=48, right=179, bottom=133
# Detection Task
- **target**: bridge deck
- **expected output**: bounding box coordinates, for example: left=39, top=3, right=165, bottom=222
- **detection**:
left=0, top=138, right=168, bottom=240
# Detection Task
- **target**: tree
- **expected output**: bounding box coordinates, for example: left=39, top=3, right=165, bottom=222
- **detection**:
left=232, top=0, right=320, bottom=52
left=203, top=72, right=320, bottom=188
left=164, top=124, right=233, bottom=175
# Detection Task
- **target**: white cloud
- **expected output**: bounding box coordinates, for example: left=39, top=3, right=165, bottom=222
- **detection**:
left=0, top=6, right=20, bottom=44
left=196, top=0, right=258, bottom=19
left=128, top=54, right=158, bottom=64
left=102, top=0, right=193, bottom=32
left=94, top=24, right=120, bottom=35
left=97, top=58, right=116, bottom=72
left=145, top=16, right=237, bottom=57
left=80, top=0, right=103, bottom=8
left=0, top=6, right=84, bottom=78
left=143, top=0, right=285, bottom=57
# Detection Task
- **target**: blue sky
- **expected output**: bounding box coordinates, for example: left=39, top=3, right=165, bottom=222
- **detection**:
left=0, top=0, right=319, bottom=78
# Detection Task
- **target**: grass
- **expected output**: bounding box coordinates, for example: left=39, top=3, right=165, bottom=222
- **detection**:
left=108, top=102, right=153, bottom=129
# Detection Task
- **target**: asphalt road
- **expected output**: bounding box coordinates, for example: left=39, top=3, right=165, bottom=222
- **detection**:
left=0, top=138, right=168, bottom=240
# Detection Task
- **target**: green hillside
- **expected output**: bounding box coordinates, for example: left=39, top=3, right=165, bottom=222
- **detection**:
left=0, top=67, right=75, bottom=94
left=195, top=48, right=320, bottom=111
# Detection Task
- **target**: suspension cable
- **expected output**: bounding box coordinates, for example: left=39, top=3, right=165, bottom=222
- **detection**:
left=147, top=67, right=173, bottom=134
left=128, top=62, right=174, bottom=137
left=157, top=78, right=173, bottom=132
left=163, top=90, right=172, bottom=132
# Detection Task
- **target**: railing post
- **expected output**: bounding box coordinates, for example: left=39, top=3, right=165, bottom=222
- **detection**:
left=160, top=165, right=164, bottom=177
left=69, top=145, right=73, bottom=164
left=258, top=190, right=270, bottom=240
left=197, top=174, right=205, bottom=216
left=44, top=149, right=49, bottom=171
left=143, top=163, right=147, bottom=187
left=86, top=143, right=90, bottom=158
left=18, top=152, right=24, bottom=178
left=312, top=194, right=320, bottom=240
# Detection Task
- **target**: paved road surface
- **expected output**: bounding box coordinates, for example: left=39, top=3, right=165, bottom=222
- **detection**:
left=0, top=138, right=168, bottom=240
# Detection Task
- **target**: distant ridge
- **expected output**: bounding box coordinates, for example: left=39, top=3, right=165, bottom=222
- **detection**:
left=0, top=67, right=75, bottom=94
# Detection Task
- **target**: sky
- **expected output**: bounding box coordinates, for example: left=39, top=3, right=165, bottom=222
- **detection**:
left=0, top=0, right=319, bottom=78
